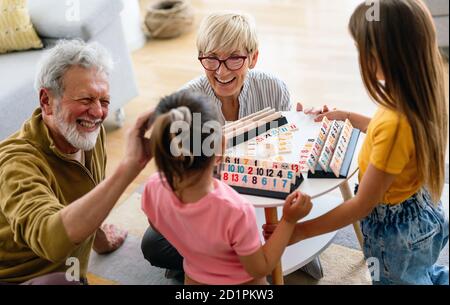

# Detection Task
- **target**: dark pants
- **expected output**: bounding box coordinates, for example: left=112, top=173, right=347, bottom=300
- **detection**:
left=141, top=227, right=184, bottom=271
left=141, top=227, right=324, bottom=280
left=1, top=272, right=84, bottom=285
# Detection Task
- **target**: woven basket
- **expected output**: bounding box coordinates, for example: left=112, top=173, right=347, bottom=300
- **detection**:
left=144, top=0, right=195, bottom=39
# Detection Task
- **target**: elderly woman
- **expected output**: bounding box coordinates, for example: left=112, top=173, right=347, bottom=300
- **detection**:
left=182, top=11, right=290, bottom=124
left=141, top=11, right=322, bottom=281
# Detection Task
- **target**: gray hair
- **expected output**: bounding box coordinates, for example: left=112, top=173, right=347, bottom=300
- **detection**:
left=34, top=40, right=114, bottom=97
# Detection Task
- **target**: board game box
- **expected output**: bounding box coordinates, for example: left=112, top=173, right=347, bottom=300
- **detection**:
left=218, top=110, right=361, bottom=199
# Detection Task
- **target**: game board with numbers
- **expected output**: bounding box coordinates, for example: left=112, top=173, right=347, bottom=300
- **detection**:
left=219, top=111, right=361, bottom=199
left=306, top=117, right=360, bottom=179
left=218, top=156, right=304, bottom=199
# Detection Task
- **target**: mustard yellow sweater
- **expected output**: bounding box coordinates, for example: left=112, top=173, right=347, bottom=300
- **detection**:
left=0, top=108, right=106, bottom=283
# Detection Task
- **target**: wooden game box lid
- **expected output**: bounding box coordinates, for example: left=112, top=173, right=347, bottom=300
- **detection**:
left=223, top=110, right=289, bottom=148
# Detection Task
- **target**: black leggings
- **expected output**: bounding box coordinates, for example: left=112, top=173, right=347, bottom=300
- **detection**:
left=141, top=227, right=184, bottom=271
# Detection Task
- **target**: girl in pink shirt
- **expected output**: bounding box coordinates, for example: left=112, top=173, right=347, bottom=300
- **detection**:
left=141, top=91, right=312, bottom=285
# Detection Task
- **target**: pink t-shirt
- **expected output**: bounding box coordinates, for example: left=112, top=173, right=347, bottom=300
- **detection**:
left=141, top=173, right=262, bottom=285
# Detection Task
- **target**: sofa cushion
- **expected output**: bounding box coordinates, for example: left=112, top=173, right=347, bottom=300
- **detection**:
left=28, top=0, right=123, bottom=41
left=0, top=0, right=43, bottom=54
left=0, top=48, right=47, bottom=139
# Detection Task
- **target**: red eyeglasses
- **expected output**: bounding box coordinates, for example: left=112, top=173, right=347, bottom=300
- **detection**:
left=198, top=55, right=248, bottom=71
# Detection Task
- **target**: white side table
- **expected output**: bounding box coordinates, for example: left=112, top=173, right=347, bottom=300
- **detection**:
left=226, top=112, right=365, bottom=285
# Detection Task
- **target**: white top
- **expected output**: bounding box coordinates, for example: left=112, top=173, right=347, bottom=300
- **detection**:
left=181, top=70, right=292, bottom=124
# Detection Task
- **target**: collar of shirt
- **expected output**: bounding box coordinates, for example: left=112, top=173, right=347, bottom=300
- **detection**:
left=203, top=75, right=252, bottom=125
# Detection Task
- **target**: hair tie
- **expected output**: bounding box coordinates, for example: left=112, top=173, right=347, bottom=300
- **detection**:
left=170, top=106, right=192, bottom=126
left=169, top=106, right=194, bottom=165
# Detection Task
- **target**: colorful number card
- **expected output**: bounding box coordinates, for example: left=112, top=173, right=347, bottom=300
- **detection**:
left=307, top=118, right=360, bottom=179
left=255, top=123, right=299, bottom=144
left=318, top=120, right=342, bottom=172
left=329, top=119, right=353, bottom=177
left=299, top=138, right=315, bottom=172
left=306, top=117, right=331, bottom=174
left=218, top=156, right=304, bottom=199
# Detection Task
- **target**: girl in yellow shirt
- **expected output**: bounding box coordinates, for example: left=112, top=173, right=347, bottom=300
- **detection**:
left=266, top=0, right=448, bottom=285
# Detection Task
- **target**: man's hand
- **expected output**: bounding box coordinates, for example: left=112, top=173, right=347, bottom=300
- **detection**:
left=122, top=109, right=155, bottom=175
left=282, top=192, right=313, bottom=224
left=60, top=110, right=156, bottom=246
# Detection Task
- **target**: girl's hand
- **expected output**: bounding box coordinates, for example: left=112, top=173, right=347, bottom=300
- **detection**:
left=282, top=192, right=313, bottom=224
left=304, top=104, right=332, bottom=116
left=262, top=223, right=301, bottom=244
left=314, top=109, right=348, bottom=122
left=296, top=102, right=329, bottom=114
left=303, top=104, right=349, bottom=123
left=262, top=224, right=274, bottom=241
left=298, top=103, right=347, bottom=122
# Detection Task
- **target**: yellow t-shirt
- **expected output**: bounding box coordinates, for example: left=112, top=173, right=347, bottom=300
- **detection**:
left=358, top=107, right=421, bottom=204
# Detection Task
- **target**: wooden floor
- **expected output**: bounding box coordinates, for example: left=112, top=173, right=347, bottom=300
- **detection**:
left=107, top=0, right=449, bottom=204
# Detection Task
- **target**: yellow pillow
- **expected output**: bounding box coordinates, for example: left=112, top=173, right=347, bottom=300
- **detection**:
left=0, top=0, right=43, bottom=54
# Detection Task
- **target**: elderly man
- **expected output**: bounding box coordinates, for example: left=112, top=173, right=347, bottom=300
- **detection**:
left=0, top=40, right=154, bottom=284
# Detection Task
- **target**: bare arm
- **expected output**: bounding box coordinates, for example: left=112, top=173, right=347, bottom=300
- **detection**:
left=345, top=112, right=371, bottom=133
left=239, top=192, right=312, bottom=279
left=60, top=110, right=154, bottom=244
left=239, top=220, right=295, bottom=279
left=298, top=103, right=371, bottom=133
left=314, top=111, right=371, bottom=133
left=292, top=164, right=395, bottom=243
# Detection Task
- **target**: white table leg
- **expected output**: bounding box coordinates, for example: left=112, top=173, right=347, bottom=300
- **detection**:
left=339, top=181, right=364, bottom=249
left=264, top=207, right=284, bottom=285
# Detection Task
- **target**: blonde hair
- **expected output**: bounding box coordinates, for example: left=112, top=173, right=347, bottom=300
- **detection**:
left=196, top=11, right=259, bottom=56
left=349, top=0, right=448, bottom=203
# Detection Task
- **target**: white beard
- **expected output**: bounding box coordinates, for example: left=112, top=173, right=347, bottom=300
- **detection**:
left=54, top=103, right=101, bottom=151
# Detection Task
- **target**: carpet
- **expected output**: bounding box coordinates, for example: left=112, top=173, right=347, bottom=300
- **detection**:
left=87, top=233, right=371, bottom=285
left=87, top=181, right=449, bottom=285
